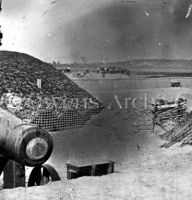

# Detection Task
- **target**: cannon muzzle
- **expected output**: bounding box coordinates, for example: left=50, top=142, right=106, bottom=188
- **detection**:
left=0, top=118, right=53, bottom=166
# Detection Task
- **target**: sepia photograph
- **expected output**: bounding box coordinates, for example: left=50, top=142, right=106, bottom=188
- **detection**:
left=1, top=0, right=192, bottom=199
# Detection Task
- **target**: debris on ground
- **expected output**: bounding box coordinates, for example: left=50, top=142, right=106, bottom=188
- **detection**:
left=149, top=97, right=192, bottom=147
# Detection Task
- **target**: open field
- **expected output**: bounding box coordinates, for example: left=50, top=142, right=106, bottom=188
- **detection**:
left=74, top=76, right=192, bottom=91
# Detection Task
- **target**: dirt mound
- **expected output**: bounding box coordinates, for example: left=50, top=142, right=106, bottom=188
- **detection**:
left=0, top=51, right=102, bottom=121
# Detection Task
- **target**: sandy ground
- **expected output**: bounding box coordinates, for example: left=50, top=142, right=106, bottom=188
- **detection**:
left=2, top=78, right=192, bottom=199
left=2, top=125, right=192, bottom=200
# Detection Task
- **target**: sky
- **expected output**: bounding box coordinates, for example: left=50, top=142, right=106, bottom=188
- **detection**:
left=1, top=0, right=192, bottom=63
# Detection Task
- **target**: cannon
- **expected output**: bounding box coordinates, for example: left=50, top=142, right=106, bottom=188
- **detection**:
left=0, top=109, right=60, bottom=188
left=0, top=124, right=53, bottom=167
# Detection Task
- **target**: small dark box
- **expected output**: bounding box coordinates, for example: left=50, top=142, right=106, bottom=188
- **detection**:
left=66, top=160, right=115, bottom=179
left=171, top=81, right=181, bottom=87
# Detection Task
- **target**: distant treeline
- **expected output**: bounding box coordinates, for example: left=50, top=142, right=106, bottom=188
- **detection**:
left=52, top=59, right=192, bottom=76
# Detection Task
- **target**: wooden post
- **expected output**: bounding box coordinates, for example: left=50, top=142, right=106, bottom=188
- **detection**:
left=91, top=165, right=96, bottom=176
left=3, top=160, right=25, bottom=189
left=37, top=79, right=42, bottom=89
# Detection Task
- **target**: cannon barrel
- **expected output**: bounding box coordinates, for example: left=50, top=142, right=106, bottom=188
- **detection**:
left=0, top=109, right=53, bottom=166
